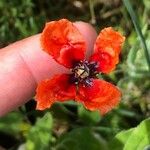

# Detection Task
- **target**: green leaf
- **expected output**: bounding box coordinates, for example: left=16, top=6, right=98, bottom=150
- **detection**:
left=55, top=127, right=108, bottom=150
left=26, top=112, right=53, bottom=150
left=78, top=105, right=101, bottom=125
left=109, top=128, right=134, bottom=150
left=124, top=118, right=150, bottom=150
left=110, top=118, right=150, bottom=150
left=0, top=111, right=25, bottom=135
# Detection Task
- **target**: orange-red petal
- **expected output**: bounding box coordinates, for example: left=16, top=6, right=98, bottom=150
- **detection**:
left=76, top=79, right=121, bottom=115
left=41, top=19, right=86, bottom=68
left=35, top=74, right=76, bottom=110
left=90, top=52, right=118, bottom=74
left=91, top=27, right=125, bottom=73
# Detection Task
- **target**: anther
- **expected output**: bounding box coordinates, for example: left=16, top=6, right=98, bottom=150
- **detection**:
left=70, top=60, right=99, bottom=86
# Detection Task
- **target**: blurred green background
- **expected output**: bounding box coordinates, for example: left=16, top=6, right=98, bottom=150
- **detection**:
left=0, top=0, right=150, bottom=150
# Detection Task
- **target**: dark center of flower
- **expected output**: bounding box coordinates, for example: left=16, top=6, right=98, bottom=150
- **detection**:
left=70, top=60, right=99, bottom=87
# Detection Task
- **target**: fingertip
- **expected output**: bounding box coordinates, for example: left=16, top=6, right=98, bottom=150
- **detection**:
left=74, top=21, right=97, bottom=57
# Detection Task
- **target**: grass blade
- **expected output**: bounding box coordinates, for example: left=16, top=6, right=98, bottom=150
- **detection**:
left=123, top=0, right=150, bottom=71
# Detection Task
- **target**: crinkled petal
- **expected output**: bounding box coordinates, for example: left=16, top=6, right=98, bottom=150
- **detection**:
left=90, top=52, right=118, bottom=74
left=35, top=74, right=76, bottom=110
left=76, top=79, right=121, bottom=115
left=90, top=27, right=125, bottom=73
left=41, top=19, right=86, bottom=68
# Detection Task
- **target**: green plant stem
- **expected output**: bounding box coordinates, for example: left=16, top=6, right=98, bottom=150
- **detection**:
left=93, top=126, right=120, bottom=133
left=89, top=0, right=96, bottom=24
left=123, top=0, right=150, bottom=71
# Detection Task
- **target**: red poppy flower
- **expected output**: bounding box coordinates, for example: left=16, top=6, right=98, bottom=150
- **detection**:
left=35, top=19, right=125, bottom=115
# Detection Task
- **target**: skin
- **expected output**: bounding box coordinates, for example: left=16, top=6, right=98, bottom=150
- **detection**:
left=0, top=21, right=97, bottom=117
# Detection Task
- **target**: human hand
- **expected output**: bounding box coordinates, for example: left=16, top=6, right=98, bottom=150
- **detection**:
left=0, top=21, right=97, bottom=116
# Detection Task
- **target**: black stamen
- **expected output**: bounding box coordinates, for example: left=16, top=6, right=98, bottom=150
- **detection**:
left=70, top=60, right=99, bottom=87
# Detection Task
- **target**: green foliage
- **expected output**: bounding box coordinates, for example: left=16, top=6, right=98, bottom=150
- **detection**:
left=123, top=0, right=150, bottom=71
left=26, top=112, right=53, bottom=150
left=78, top=105, right=101, bottom=125
left=0, top=0, right=42, bottom=46
left=55, top=127, right=108, bottom=150
left=110, top=118, right=150, bottom=150
left=110, top=129, right=134, bottom=149
left=0, top=112, right=29, bottom=135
